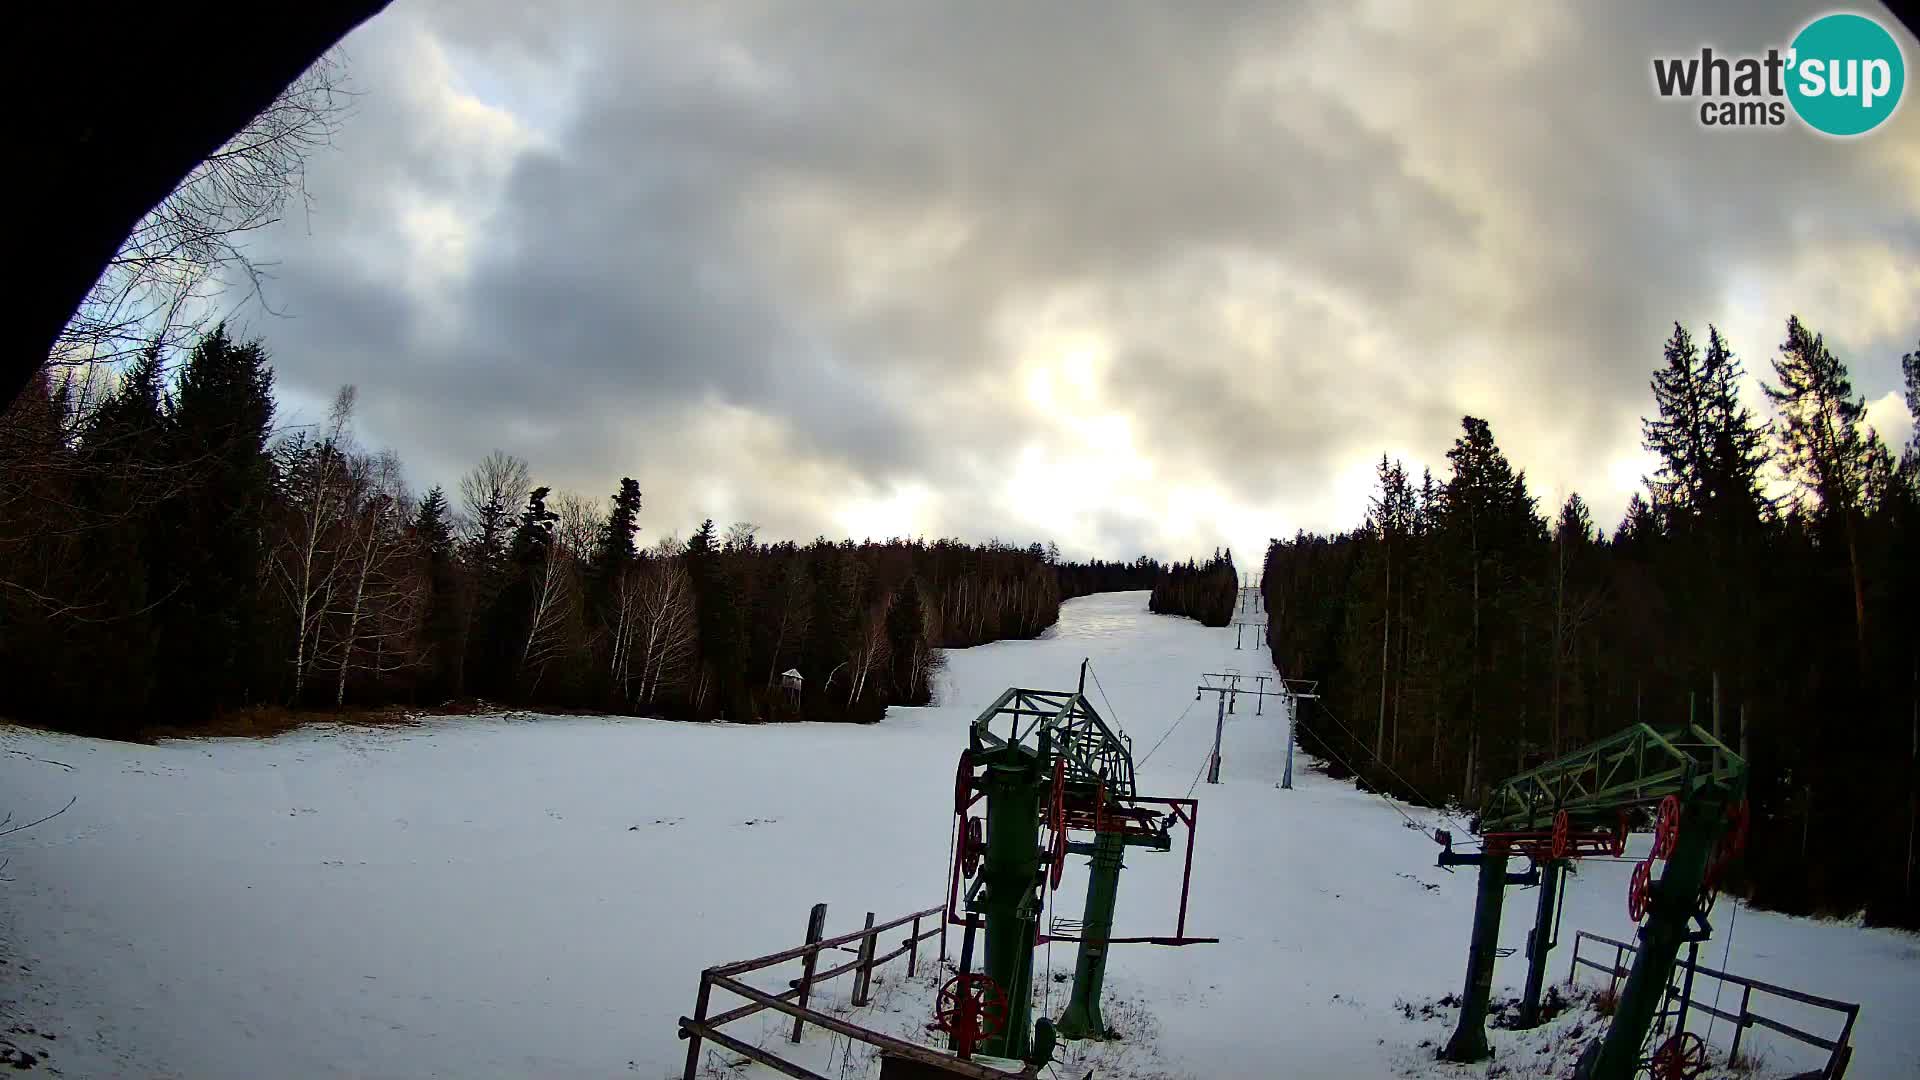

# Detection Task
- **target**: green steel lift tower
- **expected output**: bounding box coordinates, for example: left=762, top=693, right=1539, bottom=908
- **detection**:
left=939, top=665, right=1210, bottom=1062
left=1434, top=723, right=1749, bottom=1080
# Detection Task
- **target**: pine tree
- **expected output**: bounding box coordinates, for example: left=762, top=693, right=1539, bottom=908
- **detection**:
left=886, top=576, right=931, bottom=704
left=72, top=349, right=169, bottom=719
left=412, top=486, right=465, bottom=699
left=1765, top=316, right=1873, bottom=653
left=152, top=325, right=277, bottom=712
left=1644, top=323, right=1709, bottom=529
left=594, top=479, right=642, bottom=578
left=1699, top=326, right=1774, bottom=528
left=687, top=519, right=749, bottom=720
left=1614, top=493, right=1659, bottom=549
left=1439, top=416, right=1545, bottom=795
left=1902, top=340, right=1919, bottom=467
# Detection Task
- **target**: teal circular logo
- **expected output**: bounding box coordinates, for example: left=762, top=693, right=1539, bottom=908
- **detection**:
left=1787, top=13, right=1905, bottom=136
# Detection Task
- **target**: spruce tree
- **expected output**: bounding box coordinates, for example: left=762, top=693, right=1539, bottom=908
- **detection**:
left=1765, top=316, right=1873, bottom=652
left=1644, top=323, right=1709, bottom=529
left=412, top=486, right=465, bottom=699
left=886, top=576, right=930, bottom=703
left=686, top=519, right=748, bottom=720
left=1902, top=340, right=1919, bottom=466
left=152, top=325, right=277, bottom=712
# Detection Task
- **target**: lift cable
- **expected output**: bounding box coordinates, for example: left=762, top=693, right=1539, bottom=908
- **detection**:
left=1086, top=662, right=1127, bottom=742
left=1288, top=720, right=1430, bottom=834
left=1136, top=696, right=1198, bottom=767
left=1705, top=899, right=1739, bottom=1051
left=1308, top=697, right=1474, bottom=834
left=1184, top=745, right=1212, bottom=799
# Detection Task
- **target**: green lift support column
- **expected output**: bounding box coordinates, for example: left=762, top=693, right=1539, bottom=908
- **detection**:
left=1056, top=828, right=1126, bottom=1037
left=1517, top=858, right=1564, bottom=1029
left=975, top=746, right=1046, bottom=1061
left=1442, top=838, right=1511, bottom=1062
left=1581, top=792, right=1730, bottom=1080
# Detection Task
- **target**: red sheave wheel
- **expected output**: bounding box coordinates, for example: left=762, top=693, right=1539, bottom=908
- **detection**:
left=1047, top=805, right=1068, bottom=890
left=1652, top=795, right=1681, bottom=860
left=1628, top=860, right=1653, bottom=922
left=1723, top=798, right=1750, bottom=858
left=1551, top=810, right=1571, bottom=860
left=954, top=749, right=975, bottom=816
left=1650, top=1031, right=1708, bottom=1080
left=934, top=973, right=1008, bottom=1057
left=961, top=816, right=984, bottom=878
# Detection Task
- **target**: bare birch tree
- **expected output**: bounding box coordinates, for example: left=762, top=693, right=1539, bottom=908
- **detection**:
left=633, top=541, right=698, bottom=707
left=549, top=491, right=605, bottom=562
left=846, top=601, right=892, bottom=707
left=327, top=450, right=418, bottom=706
left=520, top=545, right=579, bottom=696
left=271, top=386, right=357, bottom=701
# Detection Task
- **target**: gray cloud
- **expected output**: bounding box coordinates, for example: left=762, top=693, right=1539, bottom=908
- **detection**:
left=238, top=0, right=1920, bottom=562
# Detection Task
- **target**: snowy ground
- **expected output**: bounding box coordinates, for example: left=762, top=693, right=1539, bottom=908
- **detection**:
left=1, top=591, right=1915, bottom=1079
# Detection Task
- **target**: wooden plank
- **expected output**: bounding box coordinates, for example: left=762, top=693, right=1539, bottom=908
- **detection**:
left=698, top=982, right=804, bottom=1031
left=681, top=975, right=713, bottom=1080
left=710, top=975, right=1026, bottom=1080
left=714, top=905, right=941, bottom=977
left=854, top=912, right=877, bottom=1007
left=907, top=915, right=921, bottom=977
left=1747, top=1011, right=1840, bottom=1052
left=679, top=1018, right=833, bottom=1080
left=791, top=903, right=828, bottom=1044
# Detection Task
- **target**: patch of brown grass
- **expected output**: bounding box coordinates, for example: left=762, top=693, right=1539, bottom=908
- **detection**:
left=139, top=704, right=421, bottom=742
left=1589, top=985, right=1620, bottom=1018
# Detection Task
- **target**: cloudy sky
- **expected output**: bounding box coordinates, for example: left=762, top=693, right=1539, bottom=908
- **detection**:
left=234, top=0, right=1920, bottom=564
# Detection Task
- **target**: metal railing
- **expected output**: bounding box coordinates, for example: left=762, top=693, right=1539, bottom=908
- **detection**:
left=677, top=901, right=1029, bottom=1080
left=1567, top=930, right=1859, bottom=1078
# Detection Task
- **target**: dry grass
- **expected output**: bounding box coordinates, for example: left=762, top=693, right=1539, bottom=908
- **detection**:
left=139, top=704, right=422, bottom=742
left=1590, top=985, right=1620, bottom=1018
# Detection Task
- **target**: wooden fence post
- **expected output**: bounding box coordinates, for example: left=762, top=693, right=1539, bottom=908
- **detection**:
left=681, top=972, right=713, bottom=1080
left=790, top=903, right=828, bottom=1043
left=908, top=914, right=921, bottom=977
left=853, top=911, right=877, bottom=1006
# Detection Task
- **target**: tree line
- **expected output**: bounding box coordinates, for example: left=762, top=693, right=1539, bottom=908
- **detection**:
left=1261, top=316, right=1919, bottom=927
left=0, top=326, right=1154, bottom=736
left=1149, top=551, right=1239, bottom=626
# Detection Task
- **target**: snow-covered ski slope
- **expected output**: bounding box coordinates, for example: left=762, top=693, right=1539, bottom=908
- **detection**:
left=1, top=591, right=1914, bottom=1078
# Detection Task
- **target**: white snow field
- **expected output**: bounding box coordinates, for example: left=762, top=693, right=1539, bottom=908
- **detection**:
left=1, top=591, right=1915, bottom=1079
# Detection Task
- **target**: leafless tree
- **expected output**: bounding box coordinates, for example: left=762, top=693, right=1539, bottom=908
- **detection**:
left=270, top=385, right=355, bottom=700
left=846, top=601, right=892, bottom=707
left=326, top=449, right=419, bottom=706
left=520, top=544, right=579, bottom=695
left=633, top=540, right=698, bottom=707
left=550, top=491, right=605, bottom=562
left=49, top=55, right=353, bottom=394
left=724, top=521, right=760, bottom=553
left=459, top=450, right=530, bottom=560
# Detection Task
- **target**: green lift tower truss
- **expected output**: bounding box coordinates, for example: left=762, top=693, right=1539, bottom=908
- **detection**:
left=938, top=666, right=1212, bottom=1064
left=1435, top=723, right=1749, bottom=1080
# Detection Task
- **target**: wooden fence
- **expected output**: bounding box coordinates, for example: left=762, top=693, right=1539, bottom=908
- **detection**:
left=677, top=902, right=1029, bottom=1080
left=1567, top=929, right=1859, bottom=1078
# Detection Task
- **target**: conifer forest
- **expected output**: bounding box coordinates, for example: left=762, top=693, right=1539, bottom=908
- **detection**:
left=1262, top=320, right=1920, bottom=928
left=0, top=327, right=1163, bottom=734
